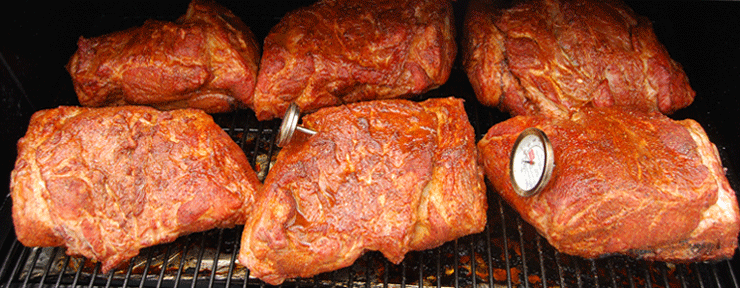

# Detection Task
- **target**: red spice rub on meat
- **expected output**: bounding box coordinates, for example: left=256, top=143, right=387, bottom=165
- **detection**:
left=66, top=0, right=260, bottom=114
left=239, top=97, right=487, bottom=284
left=10, top=106, right=261, bottom=272
left=251, top=0, right=457, bottom=120
left=477, top=107, right=739, bottom=262
left=463, top=0, right=695, bottom=117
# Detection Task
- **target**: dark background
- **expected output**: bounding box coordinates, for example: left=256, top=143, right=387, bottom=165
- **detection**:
left=1, top=0, right=739, bottom=278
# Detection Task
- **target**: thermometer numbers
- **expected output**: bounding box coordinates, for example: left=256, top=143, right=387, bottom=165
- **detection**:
left=512, top=135, right=546, bottom=191
left=509, top=127, right=554, bottom=197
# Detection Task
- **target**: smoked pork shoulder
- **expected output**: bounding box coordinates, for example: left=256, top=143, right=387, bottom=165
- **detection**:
left=10, top=106, right=261, bottom=272
left=66, top=0, right=260, bottom=114
left=477, top=107, right=740, bottom=262
left=463, top=0, right=695, bottom=117
left=239, top=97, right=487, bottom=284
left=251, top=0, right=456, bottom=120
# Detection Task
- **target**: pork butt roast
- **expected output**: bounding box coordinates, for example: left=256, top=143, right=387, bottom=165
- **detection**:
left=478, top=107, right=739, bottom=262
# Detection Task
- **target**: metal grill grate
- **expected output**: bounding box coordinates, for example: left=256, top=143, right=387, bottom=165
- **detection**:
left=0, top=81, right=738, bottom=287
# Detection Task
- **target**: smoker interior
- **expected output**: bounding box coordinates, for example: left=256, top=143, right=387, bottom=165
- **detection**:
left=1, top=0, right=739, bottom=287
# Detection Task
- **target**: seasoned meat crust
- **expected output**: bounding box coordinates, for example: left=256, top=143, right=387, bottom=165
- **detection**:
left=239, top=97, right=487, bottom=285
left=10, top=106, right=261, bottom=273
left=477, top=107, right=740, bottom=262
left=463, top=0, right=695, bottom=117
left=251, top=0, right=456, bottom=120
left=66, top=0, right=260, bottom=114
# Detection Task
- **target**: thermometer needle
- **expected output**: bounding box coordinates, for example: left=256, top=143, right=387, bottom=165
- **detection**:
left=524, top=149, right=536, bottom=165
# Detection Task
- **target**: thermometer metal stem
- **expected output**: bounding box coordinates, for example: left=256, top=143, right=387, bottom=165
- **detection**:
left=277, top=103, right=316, bottom=147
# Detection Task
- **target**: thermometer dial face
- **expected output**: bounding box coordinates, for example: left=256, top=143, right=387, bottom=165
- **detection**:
left=509, top=128, right=554, bottom=197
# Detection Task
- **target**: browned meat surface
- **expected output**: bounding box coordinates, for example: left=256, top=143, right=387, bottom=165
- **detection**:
left=463, top=0, right=695, bottom=117
left=251, top=0, right=456, bottom=120
left=66, top=0, right=260, bottom=114
left=477, top=107, right=740, bottom=262
left=10, top=106, right=261, bottom=273
left=239, top=97, right=487, bottom=284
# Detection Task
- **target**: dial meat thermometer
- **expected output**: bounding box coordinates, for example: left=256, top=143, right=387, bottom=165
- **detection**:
left=509, top=127, right=555, bottom=197
left=277, top=103, right=317, bottom=147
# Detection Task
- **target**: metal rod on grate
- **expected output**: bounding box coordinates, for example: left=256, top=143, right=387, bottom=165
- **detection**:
left=712, top=261, right=723, bottom=287
left=484, top=223, right=494, bottom=287
left=589, top=259, right=599, bottom=288
left=497, top=197, right=513, bottom=288
left=418, top=250, right=424, bottom=288
left=453, top=239, right=459, bottom=288
left=54, top=254, right=70, bottom=287
left=574, top=256, right=582, bottom=288
left=208, top=229, right=225, bottom=288
left=157, top=245, right=172, bottom=288
left=554, top=251, right=565, bottom=287
left=22, top=247, right=41, bottom=286
left=726, top=260, right=739, bottom=287
left=191, top=232, right=208, bottom=288
left=469, top=236, right=477, bottom=288
left=515, top=217, right=530, bottom=288
left=641, top=260, right=652, bottom=288
left=104, top=266, right=115, bottom=287
left=38, top=247, right=58, bottom=286
left=367, top=253, right=373, bottom=288
left=173, top=235, right=191, bottom=287
left=435, top=246, right=442, bottom=288
left=225, top=229, right=240, bottom=288
left=6, top=243, right=30, bottom=287
left=122, top=253, right=136, bottom=287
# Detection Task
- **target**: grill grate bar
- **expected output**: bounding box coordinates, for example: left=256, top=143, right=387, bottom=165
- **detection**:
left=554, top=251, right=565, bottom=287
left=104, top=266, right=114, bottom=287
left=659, top=262, right=670, bottom=288
left=418, top=248, right=424, bottom=288
left=575, top=254, right=583, bottom=288
left=696, top=262, right=708, bottom=288
left=37, top=246, right=58, bottom=286
left=156, top=244, right=171, bottom=288
left=607, top=258, right=617, bottom=288
left=497, top=197, right=513, bottom=288
left=225, top=229, right=240, bottom=288
left=139, top=248, right=153, bottom=288
left=122, top=250, right=136, bottom=287
left=383, top=257, right=390, bottom=288
left=624, top=258, right=638, bottom=288
left=22, top=247, right=40, bottom=286
left=173, top=234, right=191, bottom=287
left=0, top=240, right=16, bottom=283
left=191, top=232, right=208, bottom=288
left=71, top=256, right=83, bottom=286
left=641, top=259, right=652, bottom=288
left=5, top=239, right=29, bottom=286
left=535, top=236, right=547, bottom=288
left=436, top=246, right=443, bottom=288
left=677, top=262, right=689, bottom=288
left=515, top=217, right=530, bottom=288
left=401, top=256, right=407, bottom=288
left=208, top=229, right=226, bottom=288
left=87, top=261, right=100, bottom=287
left=484, top=222, right=495, bottom=287
left=727, top=260, right=739, bottom=287
left=453, top=240, right=459, bottom=288
left=53, top=254, right=70, bottom=287
left=589, top=259, right=599, bottom=288
left=468, top=236, right=476, bottom=288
